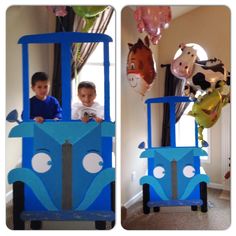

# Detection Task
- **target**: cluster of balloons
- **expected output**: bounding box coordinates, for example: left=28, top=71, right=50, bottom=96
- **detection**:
left=134, top=6, right=172, bottom=45
left=170, top=43, right=230, bottom=146
left=47, top=6, right=68, bottom=17
left=47, top=6, right=108, bottom=79
left=188, top=90, right=225, bottom=147
left=47, top=6, right=107, bottom=32
left=72, top=6, right=107, bottom=32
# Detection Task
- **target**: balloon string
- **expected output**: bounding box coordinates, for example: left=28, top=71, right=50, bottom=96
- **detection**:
left=57, top=16, right=66, bottom=32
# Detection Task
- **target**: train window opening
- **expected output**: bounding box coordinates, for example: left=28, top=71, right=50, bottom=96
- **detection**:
left=176, top=103, right=210, bottom=160
left=150, top=103, right=163, bottom=147
left=71, top=13, right=115, bottom=122
left=27, top=44, right=61, bottom=122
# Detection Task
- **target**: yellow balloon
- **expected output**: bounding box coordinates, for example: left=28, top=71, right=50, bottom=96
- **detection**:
left=188, top=90, right=224, bottom=146
left=188, top=90, right=223, bottom=129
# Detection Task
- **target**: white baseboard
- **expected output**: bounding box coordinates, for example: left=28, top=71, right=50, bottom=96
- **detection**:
left=6, top=190, right=13, bottom=204
left=208, top=182, right=230, bottom=191
left=123, top=191, right=142, bottom=208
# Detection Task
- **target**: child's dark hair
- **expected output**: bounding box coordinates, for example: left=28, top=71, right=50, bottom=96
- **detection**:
left=78, top=81, right=96, bottom=92
left=31, top=72, right=48, bottom=86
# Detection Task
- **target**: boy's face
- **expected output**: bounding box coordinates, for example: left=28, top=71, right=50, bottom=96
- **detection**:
left=78, top=87, right=96, bottom=107
left=32, top=80, right=50, bottom=100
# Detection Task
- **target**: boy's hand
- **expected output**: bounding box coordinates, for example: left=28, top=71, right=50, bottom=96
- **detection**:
left=93, top=116, right=103, bottom=123
left=81, top=116, right=90, bottom=123
left=34, top=116, right=44, bottom=123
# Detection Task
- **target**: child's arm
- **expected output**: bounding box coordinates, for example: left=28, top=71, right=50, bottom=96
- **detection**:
left=93, top=116, right=103, bottom=123
left=93, top=104, right=104, bottom=123
left=34, top=116, right=44, bottom=123
left=81, top=115, right=90, bottom=123
left=54, top=98, right=62, bottom=119
left=71, top=103, right=80, bottom=120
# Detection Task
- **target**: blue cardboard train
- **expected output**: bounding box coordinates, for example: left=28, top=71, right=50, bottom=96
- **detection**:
left=7, top=32, right=115, bottom=229
left=139, top=96, right=210, bottom=213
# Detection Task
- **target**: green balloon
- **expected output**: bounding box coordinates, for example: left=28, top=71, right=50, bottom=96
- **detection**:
left=188, top=90, right=223, bottom=129
left=188, top=90, right=224, bottom=145
left=72, top=6, right=107, bottom=18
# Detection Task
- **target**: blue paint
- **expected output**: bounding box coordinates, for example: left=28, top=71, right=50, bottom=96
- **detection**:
left=76, top=168, right=115, bottom=210
left=101, top=122, right=115, bottom=136
left=89, top=137, right=113, bottom=211
left=34, top=125, right=62, bottom=209
left=180, top=174, right=210, bottom=200
left=140, top=176, right=169, bottom=200
left=104, top=42, right=110, bottom=121
left=138, top=141, right=145, bottom=149
left=140, top=96, right=210, bottom=208
left=8, top=168, right=58, bottom=210
left=7, top=32, right=115, bottom=222
left=9, top=121, right=115, bottom=139
left=6, top=109, right=21, bottom=124
left=21, top=210, right=115, bottom=221
left=145, top=96, right=192, bottom=104
left=61, top=42, right=72, bottom=121
left=169, top=103, right=176, bottom=147
left=140, top=147, right=207, bottom=160
left=147, top=103, right=152, bottom=148
left=202, top=140, right=209, bottom=147
left=22, top=44, right=30, bottom=121
left=148, top=199, right=203, bottom=207
left=18, top=32, right=112, bottom=44
left=72, top=125, right=103, bottom=208
left=152, top=155, right=172, bottom=199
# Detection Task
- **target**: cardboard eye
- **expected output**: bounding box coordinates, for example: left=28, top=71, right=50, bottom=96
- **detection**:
left=153, top=166, right=165, bottom=179
left=183, top=165, right=195, bottom=178
left=82, top=152, right=103, bottom=173
left=32, top=152, right=52, bottom=173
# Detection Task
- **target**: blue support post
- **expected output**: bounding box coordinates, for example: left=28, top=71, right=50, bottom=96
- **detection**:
left=61, top=43, right=72, bottom=121
left=195, top=122, right=199, bottom=147
left=147, top=103, right=152, bottom=148
left=169, top=102, right=176, bottom=147
left=103, top=42, right=110, bottom=122
left=22, top=44, right=30, bottom=121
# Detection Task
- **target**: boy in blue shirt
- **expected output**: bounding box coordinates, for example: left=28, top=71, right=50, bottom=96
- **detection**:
left=30, top=72, right=62, bottom=123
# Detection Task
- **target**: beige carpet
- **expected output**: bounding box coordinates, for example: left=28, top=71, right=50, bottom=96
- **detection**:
left=122, top=188, right=230, bottom=230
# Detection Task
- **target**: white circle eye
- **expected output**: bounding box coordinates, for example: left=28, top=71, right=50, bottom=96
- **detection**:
left=82, top=152, right=103, bottom=173
left=153, top=166, right=165, bottom=179
left=32, top=153, right=52, bottom=173
left=183, top=165, right=195, bottom=178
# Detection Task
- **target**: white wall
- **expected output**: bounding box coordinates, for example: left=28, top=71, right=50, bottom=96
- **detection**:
left=6, top=6, right=55, bottom=193
left=121, top=7, right=162, bottom=205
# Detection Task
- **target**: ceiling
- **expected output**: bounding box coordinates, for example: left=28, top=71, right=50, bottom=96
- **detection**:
left=129, top=6, right=199, bottom=19
left=170, top=6, right=199, bottom=19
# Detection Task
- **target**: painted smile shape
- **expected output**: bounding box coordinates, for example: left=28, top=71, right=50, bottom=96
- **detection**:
left=8, top=167, right=115, bottom=211
left=140, top=174, right=209, bottom=201
left=127, top=73, right=141, bottom=88
left=180, top=174, right=210, bottom=200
